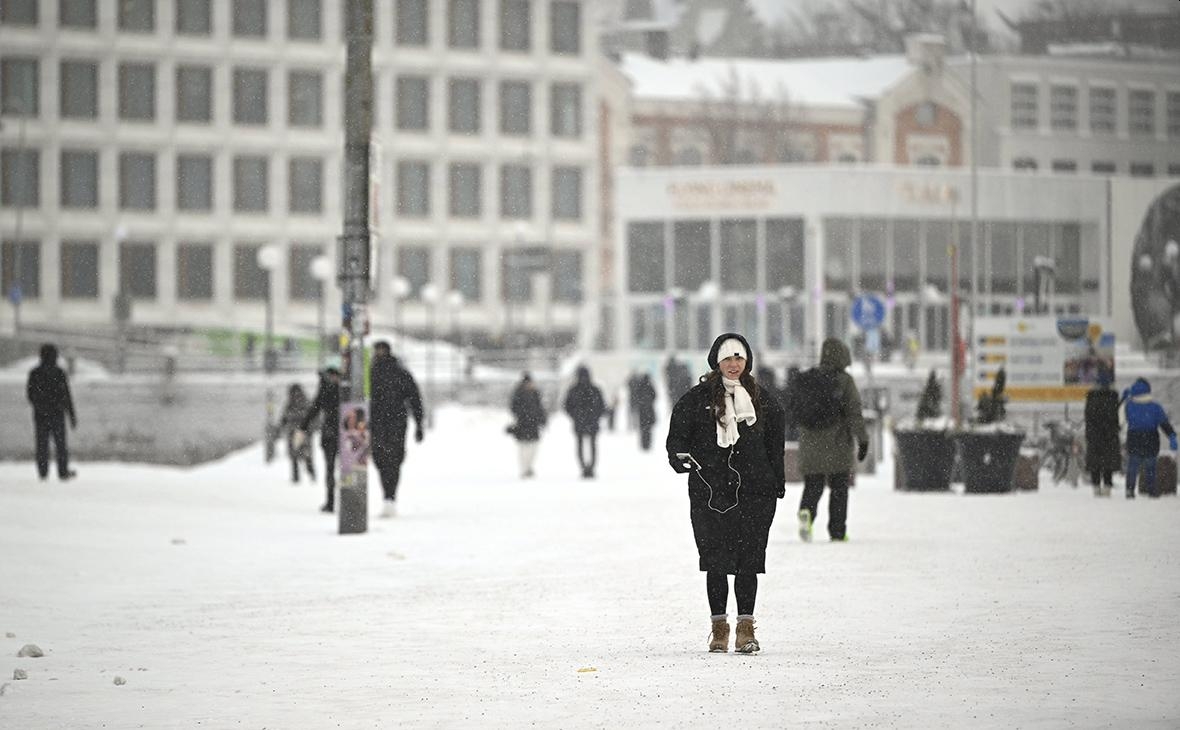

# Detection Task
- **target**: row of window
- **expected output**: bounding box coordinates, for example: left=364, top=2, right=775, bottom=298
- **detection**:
left=1, top=0, right=583, bottom=55
left=1010, top=157, right=1180, bottom=177
left=0, top=58, right=585, bottom=138
left=0, top=240, right=584, bottom=305
left=0, top=149, right=585, bottom=221
left=1010, top=81, right=1180, bottom=138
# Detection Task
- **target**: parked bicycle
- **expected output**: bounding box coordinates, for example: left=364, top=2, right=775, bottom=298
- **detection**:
left=1035, top=420, right=1085, bottom=486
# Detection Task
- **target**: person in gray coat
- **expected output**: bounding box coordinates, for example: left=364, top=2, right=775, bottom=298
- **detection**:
left=795, top=338, right=868, bottom=542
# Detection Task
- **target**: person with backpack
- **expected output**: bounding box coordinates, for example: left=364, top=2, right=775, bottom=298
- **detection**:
left=793, top=338, right=868, bottom=542
left=665, top=333, right=786, bottom=654
left=1120, top=376, right=1177, bottom=498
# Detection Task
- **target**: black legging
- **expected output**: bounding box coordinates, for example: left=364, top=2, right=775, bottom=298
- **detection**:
left=707, top=571, right=758, bottom=616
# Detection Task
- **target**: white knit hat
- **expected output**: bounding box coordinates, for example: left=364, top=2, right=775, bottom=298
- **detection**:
left=716, top=338, right=748, bottom=362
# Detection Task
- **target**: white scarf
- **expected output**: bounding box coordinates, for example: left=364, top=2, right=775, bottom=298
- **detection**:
left=717, top=377, right=757, bottom=448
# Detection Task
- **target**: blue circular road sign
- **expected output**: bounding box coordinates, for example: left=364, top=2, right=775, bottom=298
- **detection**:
left=851, top=294, right=886, bottom=330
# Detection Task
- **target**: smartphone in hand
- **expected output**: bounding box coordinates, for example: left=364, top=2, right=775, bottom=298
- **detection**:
left=675, top=452, right=700, bottom=470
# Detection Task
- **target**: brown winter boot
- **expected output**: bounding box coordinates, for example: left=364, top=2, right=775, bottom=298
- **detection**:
left=735, top=617, right=760, bottom=654
left=708, top=619, right=730, bottom=653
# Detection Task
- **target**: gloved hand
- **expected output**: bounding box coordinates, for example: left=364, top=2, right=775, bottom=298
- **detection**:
left=669, top=455, right=692, bottom=474
left=1170, top=434, right=1178, bottom=452
left=857, top=440, right=869, bottom=462
left=777, top=482, right=786, bottom=499
left=415, top=425, right=425, bottom=443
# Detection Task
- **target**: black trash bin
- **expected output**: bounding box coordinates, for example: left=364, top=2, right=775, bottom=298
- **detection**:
left=956, top=431, right=1025, bottom=493
left=894, top=429, right=956, bottom=491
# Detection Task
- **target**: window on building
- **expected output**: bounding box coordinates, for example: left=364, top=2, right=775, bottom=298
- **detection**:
left=234, top=0, right=266, bottom=36
left=448, top=78, right=481, bottom=134
left=1, top=58, right=38, bottom=116
left=499, top=81, right=531, bottom=135
left=1130, top=162, right=1155, bottom=177
left=233, top=68, right=268, bottom=124
left=1010, top=82, right=1038, bottom=129
left=395, top=75, right=430, bottom=130
left=925, top=220, right=951, bottom=291
left=397, top=160, right=431, bottom=217
left=119, top=152, right=156, bottom=210
left=766, top=217, right=804, bottom=291
left=629, top=145, right=649, bottom=167
left=1090, top=161, right=1116, bottom=175
left=675, top=147, right=702, bottom=165
left=0, top=150, right=38, bottom=207
left=288, top=70, right=322, bottom=126
left=914, top=155, right=941, bottom=167
left=118, top=0, right=154, bottom=31
left=397, top=246, right=431, bottom=297
left=233, top=156, right=269, bottom=212
left=175, top=65, right=212, bottom=123
left=59, top=60, right=97, bottom=118
left=177, top=243, right=214, bottom=300
left=1169, top=164, right=1180, bottom=177
left=449, top=163, right=481, bottom=217
left=1167, top=91, right=1180, bottom=139
left=60, top=149, right=98, bottom=208
left=552, top=166, right=581, bottom=221
left=61, top=241, right=99, bottom=298
left=859, top=218, right=887, bottom=292
left=1129, top=89, right=1155, bottom=136
left=450, top=248, right=482, bottom=302
left=720, top=220, right=757, bottom=291
left=1013, top=157, right=1038, bottom=172
left=1054, top=223, right=1081, bottom=295
left=824, top=218, right=853, bottom=291
left=550, top=83, right=581, bottom=137
left=119, top=241, right=157, bottom=298
left=672, top=220, right=710, bottom=290
left=551, top=1, right=580, bottom=54
left=1051, top=159, right=1077, bottom=173
left=1089, top=86, right=1115, bottom=134
left=2, top=0, right=37, bottom=24
left=176, top=0, right=211, bottom=33
left=500, top=164, right=531, bottom=218
left=989, top=223, right=1017, bottom=294
left=1050, top=85, right=1077, bottom=131
left=893, top=220, right=918, bottom=292
left=1, top=241, right=39, bottom=299
left=288, top=0, right=321, bottom=39
left=233, top=244, right=268, bottom=299
left=449, top=0, right=480, bottom=48
left=500, top=0, right=531, bottom=51
left=396, top=0, right=428, bottom=45
left=177, top=154, right=213, bottom=211
left=553, top=251, right=582, bottom=302
left=627, top=222, right=664, bottom=293
left=288, top=157, right=323, bottom=213
left=60, top=0, right=97, bottom=27
left=288, top=245, right=323, bottom=301
left=118, top=62, right=155, bottom=120
left=1020, top=223, right=1053, bottom=296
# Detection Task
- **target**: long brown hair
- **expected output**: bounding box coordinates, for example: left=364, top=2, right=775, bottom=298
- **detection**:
left=701, top=369, right=763, bottom=427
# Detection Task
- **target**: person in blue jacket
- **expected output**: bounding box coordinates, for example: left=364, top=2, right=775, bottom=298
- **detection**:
left=1121, top=377, right=1177, bottom=498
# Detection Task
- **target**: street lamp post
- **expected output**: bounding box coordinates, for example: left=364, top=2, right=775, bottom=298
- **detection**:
left=256, top=244, right=281, bottom=374
left=1033, top=256, right=1056, bottom=315
left=310, top=254, right=333, bottom=370
left=420, top=283, right=439, bottom=428
left=446, top=289, right=465, bottom=400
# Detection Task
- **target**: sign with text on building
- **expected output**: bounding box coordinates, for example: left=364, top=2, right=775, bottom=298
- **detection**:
left=973, top=317, right=1115, bottom=402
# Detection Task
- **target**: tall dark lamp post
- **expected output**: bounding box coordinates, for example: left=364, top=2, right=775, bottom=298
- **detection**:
left=1033, top=256, right=1056, bottom=315
left=310, top=254, right=333, bottom=370
left=257, top=244, right=281, bottom=374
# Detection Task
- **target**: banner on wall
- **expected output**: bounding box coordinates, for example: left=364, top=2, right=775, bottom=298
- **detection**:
left=338, top=400, right=371, bottom=486
left=972, top=316, right=1115, bottom=402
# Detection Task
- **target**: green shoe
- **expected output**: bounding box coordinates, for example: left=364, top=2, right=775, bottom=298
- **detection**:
left=797, top=509, right=813, bottom=542
left=830, top=534, right=848, bottom=542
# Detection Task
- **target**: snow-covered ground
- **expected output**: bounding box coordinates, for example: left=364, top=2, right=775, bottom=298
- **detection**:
left=2, top=404, right=1178, bottom=728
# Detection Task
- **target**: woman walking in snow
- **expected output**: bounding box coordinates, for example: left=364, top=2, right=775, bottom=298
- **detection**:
left=665, top=333, right=786, bottom=654
left=281, top=383, right=316, bottom=484
left=509, top=372, right=547, bottom=478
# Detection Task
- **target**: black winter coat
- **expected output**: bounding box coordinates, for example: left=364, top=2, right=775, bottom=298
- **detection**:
left=301, top=376, right=340, bottom=447
left=564, top=379, right=605, bottom=435
left=510, top=383, right=547, bottom=442
left=369, top=356, right=424, bottom=436
left=632, top=376, right=657, bottom=429
left=1085, top=386, right=1121, bottom=472
left=27, top=361, right=75, bottom=421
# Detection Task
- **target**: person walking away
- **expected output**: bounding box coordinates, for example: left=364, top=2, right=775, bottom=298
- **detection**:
left=369, top=341, right=425, bottom=517
left=26, top=343, right=78, bottom=481
left=632, top=373, right=657, bottom=451
left=666, top=333, right=785, bottom=654
left=564, top=366, right=606, bottom=478
left=282, top=383, right=316, bottom=484
left=1121, top=377, right=1177, bottom=498
left=1084, top=369, right=1120, bottom=497
left=509, top=372, right=547, bottom=478
left=299, top=366, right=341, bottom=512
left=794, top=338, right=869, bottom=542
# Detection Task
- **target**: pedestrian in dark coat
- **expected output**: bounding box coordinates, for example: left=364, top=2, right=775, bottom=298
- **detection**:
left=563, top=365, right=605, bottom=478
left=1084, top=369, right=1121, bottom=496
left=664, top=356, right=692, bottom=402
left=300, top=367, right=341, bottom=513
left=796, top=338, right=868, bottom=543
left=666, top=332, right=786, bottom=655
left=26, top=343, right=78, bottom=480
left=369, top=341, right=425, bottom=517
left=631, top=372, right=657, bottom=451
left=509, top=372, right=547, bottom=478
left=281, top=383, right=316, bottom=484
left=1120, top=377, right=1177, bottom=498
